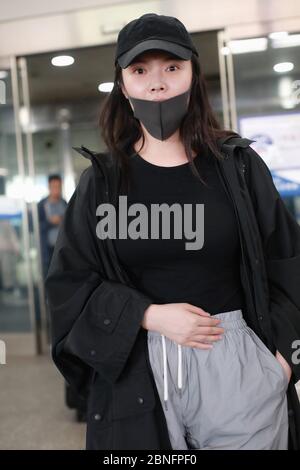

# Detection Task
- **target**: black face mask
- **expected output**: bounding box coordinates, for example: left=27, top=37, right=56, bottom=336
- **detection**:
left=128, top=87, right=191, bottom=141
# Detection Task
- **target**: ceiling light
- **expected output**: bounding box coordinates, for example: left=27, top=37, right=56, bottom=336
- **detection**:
left=98, top=82, right=114, bottom=93
left=273, top=62, right=294, bottom=73
left=268, top=31, right=288, bottom=40
left=271, top=34, right=300, bottom=48
left=51, top=55, right=74, bottom=67
left=227, top=38, right=267, bottom=54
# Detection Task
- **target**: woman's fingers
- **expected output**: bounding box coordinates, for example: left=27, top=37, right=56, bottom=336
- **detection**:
left=186, top=305, right=223, bottom=330
left=196, top=319, right=224, bottom=330
left=186, top=304, right=211, bottom=317
left=195, top=326, right=224, bottom=335
left=195, top=310, right=211, bottom=317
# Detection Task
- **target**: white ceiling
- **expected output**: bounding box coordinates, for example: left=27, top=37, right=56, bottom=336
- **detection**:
left=0, top=0, right=133, bottom=22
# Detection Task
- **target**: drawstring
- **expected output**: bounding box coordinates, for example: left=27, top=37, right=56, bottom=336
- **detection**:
left=161, top=334, right=183, bottom=412
left=161, top=335, right=168, bottom=411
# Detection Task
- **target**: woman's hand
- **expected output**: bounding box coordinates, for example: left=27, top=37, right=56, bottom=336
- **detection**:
left=276, top=350, right=292, bottom=383
left=142, top=303, right=224, bottom=349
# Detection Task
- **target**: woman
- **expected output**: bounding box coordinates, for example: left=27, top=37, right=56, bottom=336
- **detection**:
left=46, top=13, right=300, bottom=450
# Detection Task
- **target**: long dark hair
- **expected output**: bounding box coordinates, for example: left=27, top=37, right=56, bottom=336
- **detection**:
left=99, top=53, right=238, bottom=192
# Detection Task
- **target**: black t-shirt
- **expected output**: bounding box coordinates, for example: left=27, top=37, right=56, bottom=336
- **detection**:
left=113, top=148, right=245, bottom=315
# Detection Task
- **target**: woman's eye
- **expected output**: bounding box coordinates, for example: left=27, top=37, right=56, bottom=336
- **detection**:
left=133, top=64, right=179, bottom=74
left=133, top=67, right=144, bottom=74
left=168, top=65, right=179, bottom=71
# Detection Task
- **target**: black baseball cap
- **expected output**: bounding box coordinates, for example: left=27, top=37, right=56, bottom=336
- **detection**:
left=115, top=13, right=199, bottom=69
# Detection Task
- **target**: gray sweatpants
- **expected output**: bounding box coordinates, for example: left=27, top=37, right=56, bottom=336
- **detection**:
left=147, top=309, right=289, bottom=450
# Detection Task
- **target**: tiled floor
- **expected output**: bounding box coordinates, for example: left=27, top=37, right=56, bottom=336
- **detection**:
left=0, top=354, right=86, bottom=450
left=0, top=354, right=299, bottom=450
left=0, top=288, right=31, bottom=332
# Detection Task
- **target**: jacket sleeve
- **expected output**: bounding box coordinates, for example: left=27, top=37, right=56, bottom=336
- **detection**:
left=243, top=146, right=300, bottom=383
left=45, top=166, right=153, bottom=397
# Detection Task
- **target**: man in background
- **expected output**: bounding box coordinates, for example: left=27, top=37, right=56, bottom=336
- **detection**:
left=38, top=174, right=67, bottom=279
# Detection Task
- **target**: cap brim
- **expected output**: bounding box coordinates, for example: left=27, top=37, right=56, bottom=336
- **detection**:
left=117, top=39, right=193, bottom=68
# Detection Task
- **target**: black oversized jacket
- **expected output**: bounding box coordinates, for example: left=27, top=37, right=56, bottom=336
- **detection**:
left=45, top=136, right=300, bottom=450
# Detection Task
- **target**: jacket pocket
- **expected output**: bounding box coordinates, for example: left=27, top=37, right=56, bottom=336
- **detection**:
left=112, top=369, right=156, bottom=420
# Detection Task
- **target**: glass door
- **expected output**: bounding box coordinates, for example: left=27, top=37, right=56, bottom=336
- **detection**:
left=223, top=29, right=300, bottom=220
left=0, top=56, right=47, bottom=356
